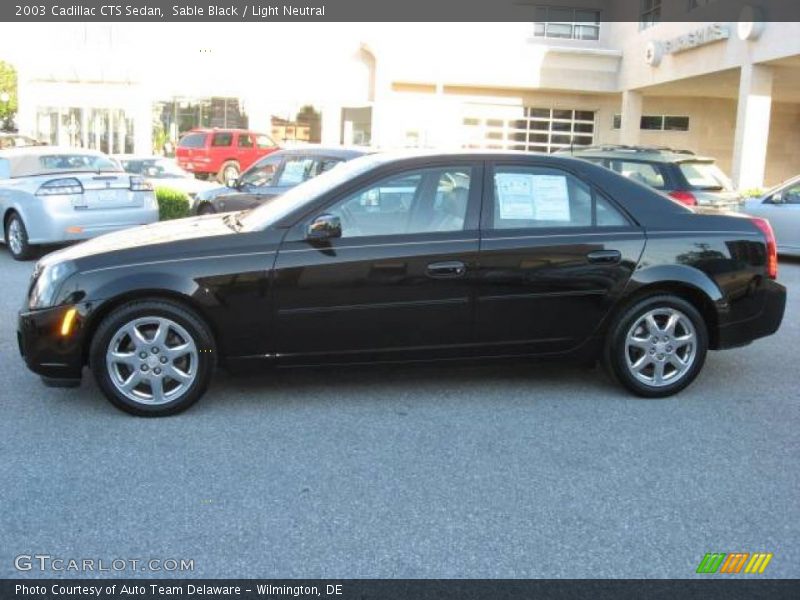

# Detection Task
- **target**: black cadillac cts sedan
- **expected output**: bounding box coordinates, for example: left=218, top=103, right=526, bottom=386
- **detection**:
left=18, top=151, right=786, bottom=416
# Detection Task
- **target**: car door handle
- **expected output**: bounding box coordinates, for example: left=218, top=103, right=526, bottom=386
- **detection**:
left=586, top=250, right=622, bottom=264
left=426, top=261, right=467, bottom=278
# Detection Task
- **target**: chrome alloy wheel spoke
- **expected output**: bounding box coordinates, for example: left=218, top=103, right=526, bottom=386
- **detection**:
left=624, top=307, right=697, bottom=388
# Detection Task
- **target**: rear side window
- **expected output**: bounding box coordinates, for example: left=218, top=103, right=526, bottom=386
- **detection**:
left=237, top=134, right=254, bottom=148
left=178, top=133, right=207, bottom=148
left=211, top=132, right=233, bottom=147
left=490, top=166, right=628, bottom=230
left=607, top=160, right=665, bottom=189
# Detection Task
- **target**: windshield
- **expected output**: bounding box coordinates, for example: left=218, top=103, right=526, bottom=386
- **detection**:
left=679, top=161, right=733, bottom=191
left=240, top=154, right=386, bottom=231
left=123, top=158, right=190, bottom=178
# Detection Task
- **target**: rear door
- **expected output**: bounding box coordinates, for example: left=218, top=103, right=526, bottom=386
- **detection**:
left=475, top=160, right=646, bottom=355
left=272, top=160, right=482, bottom=364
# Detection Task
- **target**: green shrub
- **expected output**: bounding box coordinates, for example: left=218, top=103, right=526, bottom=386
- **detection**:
left=155, top=187, right=190, bottom=220
left=740, top=187, right=765, bottom=198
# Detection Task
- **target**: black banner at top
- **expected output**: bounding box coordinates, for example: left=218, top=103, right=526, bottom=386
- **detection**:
left=2, top=0, right=800, bottom=22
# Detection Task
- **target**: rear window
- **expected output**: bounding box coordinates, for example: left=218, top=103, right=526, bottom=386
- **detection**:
left=211, top=132, right=233, bottom=147
left=178, top=133, right=207, bottom=149
left=38, top=154, right=120, bottom=173
left=679, top=161, right=732, bottom=191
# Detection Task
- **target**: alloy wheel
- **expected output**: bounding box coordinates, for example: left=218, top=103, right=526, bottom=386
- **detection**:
left=624, top=307, right=697, bottom=388
left=8, top=218, right=23, bottom=255
left=105, top=316, right=198, bottom=405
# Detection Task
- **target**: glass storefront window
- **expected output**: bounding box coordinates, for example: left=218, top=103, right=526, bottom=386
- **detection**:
left=35, top=106, right=134, bottom=154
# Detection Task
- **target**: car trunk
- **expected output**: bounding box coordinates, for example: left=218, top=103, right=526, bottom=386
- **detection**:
left=76, top=174, right=144, bottom=209
left=678, top=160, right=742, bottom=211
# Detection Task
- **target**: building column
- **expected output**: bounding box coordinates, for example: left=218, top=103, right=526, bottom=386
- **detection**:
left=320, top=102, right=342, bottom=145
left=731, top=63, right=773, bottom=190
left=619, top=90, right=642, bottom=146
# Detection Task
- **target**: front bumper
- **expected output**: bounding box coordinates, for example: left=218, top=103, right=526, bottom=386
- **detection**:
left=716, top=278, right=787, bottom=349
left=17, top=303, right=91, bottom=381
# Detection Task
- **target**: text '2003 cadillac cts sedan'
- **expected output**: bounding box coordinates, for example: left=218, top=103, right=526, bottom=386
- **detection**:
left=18, top=151, right=786, bottom=416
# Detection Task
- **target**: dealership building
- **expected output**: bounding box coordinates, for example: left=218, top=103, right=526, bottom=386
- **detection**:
left=327, top=15, right=800, bottom=189
left=5, top=10, right=800, bottom=189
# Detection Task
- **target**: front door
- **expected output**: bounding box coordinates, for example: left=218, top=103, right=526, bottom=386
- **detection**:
left=475, top=161, right=646, bottom=355
left=272, top=161, right=482, bottom=364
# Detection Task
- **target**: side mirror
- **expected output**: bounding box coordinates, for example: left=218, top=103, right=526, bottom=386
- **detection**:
left=226, top=177, right=238, bottom=189
left=306, top=214, right=342, bottom=241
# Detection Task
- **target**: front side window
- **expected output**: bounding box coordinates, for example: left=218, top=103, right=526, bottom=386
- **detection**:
left=490, top=166, right=627, bottom=230
left=276, top=156, right=319, bottom=187
left=239, top=154, right=282, bottom=187
left=607, top=160, right=666, bottom=189
left=255, top=134, right=276, bottom=149
left=778, top=184, right=800, bottom=204
left=211, top=132, right=233, bottom=147
left=325, top=167, right=473, bottom=238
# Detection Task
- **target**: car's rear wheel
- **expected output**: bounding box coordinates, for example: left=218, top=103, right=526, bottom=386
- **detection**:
left=218, top=160, right=240, bottom=183
left=89, top=300, right=216, bottom=416
left=5, top=212, right=34, bottom=261
left=603, top=294, right=708, bottom=397
left=196, top=202, right=215, bottom=215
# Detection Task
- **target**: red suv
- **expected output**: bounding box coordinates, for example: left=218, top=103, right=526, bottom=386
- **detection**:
left=176, top=129, right=279, bottom=182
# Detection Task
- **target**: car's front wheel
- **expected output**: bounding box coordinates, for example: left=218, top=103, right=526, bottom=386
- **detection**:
left=218, top=160, right=240, bottom=183
left=604, top=294, right=708, bottom=397
left=5, top=212, right=34, bottom=261
left=196, top=202, right=215, bottom=215
left=89, top=299, right=216, bottom=416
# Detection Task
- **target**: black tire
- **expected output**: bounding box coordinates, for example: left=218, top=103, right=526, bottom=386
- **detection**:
left=217, top=160, right=240, bottom=184
left=196, top=202, right=216, bottom=215
left=5, top=211, right=35, bottom=261
left=603, top=294, right=708, bottom=398
left=89, top=299, right=216, bottom=416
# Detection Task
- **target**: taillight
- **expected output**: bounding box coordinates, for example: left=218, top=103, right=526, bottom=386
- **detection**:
left=751, top=217, right=778, bottom=279
left=36, top=178, right=83, bottom=196
left=668, top=191, right=697, bottom=206
left=129, top=176, right=153, bottom=192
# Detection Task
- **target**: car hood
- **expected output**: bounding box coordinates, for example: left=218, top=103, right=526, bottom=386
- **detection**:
left=40, top=214, right=237, bottom=266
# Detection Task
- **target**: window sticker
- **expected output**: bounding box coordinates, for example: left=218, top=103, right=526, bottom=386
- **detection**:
left=496, top=173, right=571, bottom=221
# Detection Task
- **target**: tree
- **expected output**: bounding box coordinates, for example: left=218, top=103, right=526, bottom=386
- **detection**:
left=0, top=60, right=18, bottom=131
left=295, top=104, right=321, bottom=143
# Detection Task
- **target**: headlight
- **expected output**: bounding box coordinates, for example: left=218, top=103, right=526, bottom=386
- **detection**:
left=36, top=178, right=83, bottom=196
left=29, top=260, right=77, bottom=309
left=130, top=176, right=153, bottom=191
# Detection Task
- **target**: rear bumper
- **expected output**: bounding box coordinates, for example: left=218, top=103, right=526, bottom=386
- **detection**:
left=18, top=303, right=90, bottom=381
left=716, top=279, right=787, bottom=349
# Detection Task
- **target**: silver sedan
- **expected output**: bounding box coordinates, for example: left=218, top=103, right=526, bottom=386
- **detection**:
left=0, top=147, right=158, bottom=260
left=744, top=175, right=800, bottom=257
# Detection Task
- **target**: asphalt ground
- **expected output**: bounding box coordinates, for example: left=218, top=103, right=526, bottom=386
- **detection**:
left=0, top=249, right=797, bottom=578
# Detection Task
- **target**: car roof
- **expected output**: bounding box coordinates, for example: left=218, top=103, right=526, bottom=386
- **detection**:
left=561, top=145, right=714, bottom=163
left=270, top=146, right=371, bottom=160
left=184, top=128, right=265, bottom=135
left=0, top=146, right=114, bottom=177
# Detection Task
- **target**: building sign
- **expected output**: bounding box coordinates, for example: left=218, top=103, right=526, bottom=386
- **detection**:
left=645, top=24, right=730, bottom=66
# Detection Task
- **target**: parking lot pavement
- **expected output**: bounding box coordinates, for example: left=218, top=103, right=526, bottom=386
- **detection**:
left=0, top=249, right=797, bottom=579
